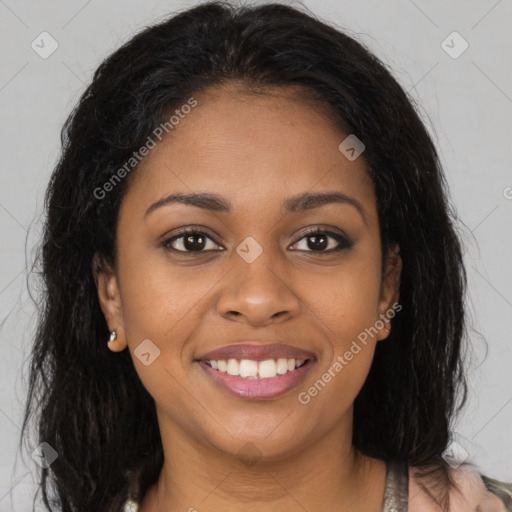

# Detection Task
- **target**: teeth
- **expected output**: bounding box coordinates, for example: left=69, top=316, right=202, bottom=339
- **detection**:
left=239, top=359, right=258, bottom=378
left=205, top=358, right=307, bottom=379
left=226, top=359, right=239, bottom=376
left=259, top=359, right=277, bottom=379
left=276, top=358, right=288, bottom=375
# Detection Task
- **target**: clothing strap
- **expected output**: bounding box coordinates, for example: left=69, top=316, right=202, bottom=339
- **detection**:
left=481, top=474, right=512, bottom=511
left=382, top=460, right=409, bottom=512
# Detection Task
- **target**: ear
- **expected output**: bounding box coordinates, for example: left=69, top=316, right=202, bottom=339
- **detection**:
left=376, top=244, right=402, bottom=341
left=92, top=253, right=127, bottom=352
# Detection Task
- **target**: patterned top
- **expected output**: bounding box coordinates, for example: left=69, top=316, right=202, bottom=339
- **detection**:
left=122, top=461, right=512, bottom=511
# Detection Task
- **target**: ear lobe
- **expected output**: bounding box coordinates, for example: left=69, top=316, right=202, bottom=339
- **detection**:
left=92, top=253, right=127, bottom=351
left=377, top=244, right=402, bottom=340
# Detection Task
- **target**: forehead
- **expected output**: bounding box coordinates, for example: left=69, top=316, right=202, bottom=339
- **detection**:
left=122, top=83, right=376, bottom=219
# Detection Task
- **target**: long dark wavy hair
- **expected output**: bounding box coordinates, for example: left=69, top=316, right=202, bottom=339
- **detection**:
left=21, top=1, right=469, bottom=510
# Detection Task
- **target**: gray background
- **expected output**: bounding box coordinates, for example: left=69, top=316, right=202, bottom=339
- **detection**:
left=1, top=0, right=511, bottom=509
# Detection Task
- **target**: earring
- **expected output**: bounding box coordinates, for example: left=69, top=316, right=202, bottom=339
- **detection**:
left=108, top=330, right=117, bottom=346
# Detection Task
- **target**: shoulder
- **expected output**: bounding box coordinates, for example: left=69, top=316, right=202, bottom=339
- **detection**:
left=408, top=463, right=511, bottom=512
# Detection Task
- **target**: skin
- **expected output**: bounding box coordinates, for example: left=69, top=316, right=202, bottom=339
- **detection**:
left=95, top=82, right=401, bottom=511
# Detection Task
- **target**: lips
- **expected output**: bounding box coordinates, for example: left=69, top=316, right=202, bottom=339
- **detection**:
left=198, top=358, right=315, bottom=399
left=194, top=342, right=317, bottom=400
left=195, top=342, right=316, bottom=362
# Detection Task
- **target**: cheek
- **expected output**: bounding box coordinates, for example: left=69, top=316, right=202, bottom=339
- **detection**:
left=117, top=246, right=207, bottom=339
left=116, top=248, right=229, bottom=401
left=297, top=264, right=382, bottom=418
left=304, top=252, right=383, bottom=346
left=116, top=253, right=202, bottom=418
left=118, top=233, right=383, bottom=363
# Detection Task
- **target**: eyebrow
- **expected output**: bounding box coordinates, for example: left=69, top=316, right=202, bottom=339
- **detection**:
left=144, top=191, right=366, bottom=223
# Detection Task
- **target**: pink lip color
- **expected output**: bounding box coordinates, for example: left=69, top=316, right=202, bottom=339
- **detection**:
left=196, top=342, right=316, bottom=362
left=197, top=359, right=315, bottom=400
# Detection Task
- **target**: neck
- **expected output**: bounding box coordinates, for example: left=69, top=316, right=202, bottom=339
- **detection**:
left=139, top=417, right=387, bottom=512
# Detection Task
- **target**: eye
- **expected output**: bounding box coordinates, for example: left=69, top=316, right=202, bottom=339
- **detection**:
left=161, top=227, right=353, bottom=255
left=162, top=229, right=223, bottom=253
left=290, top=228, right=353, bottom=253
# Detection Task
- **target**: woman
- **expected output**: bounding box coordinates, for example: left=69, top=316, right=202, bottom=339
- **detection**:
left=21, top=1, right=512, bottom=511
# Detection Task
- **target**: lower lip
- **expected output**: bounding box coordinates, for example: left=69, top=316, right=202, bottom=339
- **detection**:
left=197, top=360, right=315, bottom=400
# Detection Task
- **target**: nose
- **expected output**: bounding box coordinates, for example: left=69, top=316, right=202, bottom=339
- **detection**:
left=216, top=251, right=302, bottom=327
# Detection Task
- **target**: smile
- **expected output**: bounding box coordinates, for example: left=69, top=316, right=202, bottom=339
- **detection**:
left=197, top=358, right=315, bottom=399
left=205, top=358, right=308, bottom=379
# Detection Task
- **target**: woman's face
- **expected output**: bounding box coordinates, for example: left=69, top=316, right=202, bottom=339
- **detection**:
left=97, top=83, right=400, bottom=461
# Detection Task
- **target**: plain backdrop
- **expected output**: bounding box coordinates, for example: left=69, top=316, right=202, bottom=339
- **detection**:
left=0, top=0, right=511, bottom=510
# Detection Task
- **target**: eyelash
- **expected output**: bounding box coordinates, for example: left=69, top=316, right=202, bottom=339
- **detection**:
left=161, top=227, right=353, bottom=254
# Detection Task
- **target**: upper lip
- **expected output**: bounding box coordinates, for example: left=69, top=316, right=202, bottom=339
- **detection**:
left=195, top=342, right=317, bottom=362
